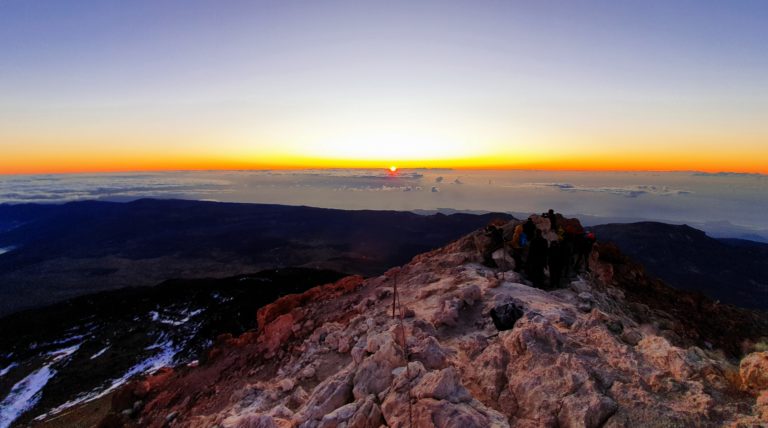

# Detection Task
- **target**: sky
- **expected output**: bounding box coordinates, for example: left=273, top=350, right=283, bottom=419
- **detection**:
left=1, top=0, right=767, bottom=174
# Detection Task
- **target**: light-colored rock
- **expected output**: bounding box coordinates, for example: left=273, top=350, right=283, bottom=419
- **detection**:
left=491, top=248, right=515, bottom=271
left=353, top=336, right=404, bottom=400
left=636, top=336, right=692, bottom=382
left=131, top=218, right=768, bottom=428
left=757, top=390, right=768, bottom=420
left=346, top=395, right=383, bottom=428
left=278, top=378, right=294, bottom=393
left=338, top=336, right=352, bottom=353
left=432, top=297, right=462, bottom=327
left=410, top=398, right=509, bottom=428
left=293, top=366, right=354, bottom=425
left=410, top=336, right=449, bottom=370
left=557, top=389, right=617, bottom=428
left=465, top=343, right=508, bottom=404
left=459, top=284, right=482, bottom=306
left=318, top=395, right=383, bottom=428
left=299, top=366, right=316, bottom=379
left=289, top=386, right=309, bottom=409
left=267, top=405, right=293, bottom=420
left=740, top=351, right=768, bottom=393
left=224, top=414, right=279, bottom=428
left=412, top=367, right=472, bottom=403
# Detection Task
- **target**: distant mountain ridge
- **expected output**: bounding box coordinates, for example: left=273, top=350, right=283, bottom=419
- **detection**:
left=592, top=221, right=768, bottom=310
left=1, top=200, right=766, bottom=316
left=0, top=199, right=512, bottom=316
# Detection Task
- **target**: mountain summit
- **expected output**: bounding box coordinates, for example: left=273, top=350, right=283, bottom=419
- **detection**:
left=85, top=215, right=768, bottom=428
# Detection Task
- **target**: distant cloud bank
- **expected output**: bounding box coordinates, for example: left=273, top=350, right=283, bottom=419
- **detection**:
left=1, top=169, right=766, bottom=241
left=539, top=183, right=692, bottom=198
left=692, top=172, right=765, bottom=178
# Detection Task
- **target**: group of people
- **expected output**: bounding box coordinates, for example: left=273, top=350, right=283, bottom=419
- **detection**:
left=483, top=209, right=596, bottom=290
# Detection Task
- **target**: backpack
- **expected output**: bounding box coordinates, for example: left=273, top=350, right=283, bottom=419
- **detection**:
left=519, top=233, right=528, bottom=247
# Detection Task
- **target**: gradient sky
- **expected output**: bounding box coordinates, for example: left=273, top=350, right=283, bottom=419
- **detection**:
left=1, top=0, right=767, bottom=174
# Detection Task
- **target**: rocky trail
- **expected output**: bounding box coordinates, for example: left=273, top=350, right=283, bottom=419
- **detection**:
left=84, top=217, right=768, bottom=427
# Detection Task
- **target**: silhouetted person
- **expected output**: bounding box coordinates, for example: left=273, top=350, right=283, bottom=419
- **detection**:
left=561, top=233, right=574, bottom=279
left=546, top=209, right=558, bottom=231
left=584, top=231, right=596, bottom=270
left=574, top=231, right=596, bottom=273
left=511, top=223, right=525, bottom=272
left=526, top=229, right=548, bottom=288
left=548, top=240, right=564, bottom=289
left=482, top=225, right=504, bottom=268
left=523, top=218, right=536, bottom=242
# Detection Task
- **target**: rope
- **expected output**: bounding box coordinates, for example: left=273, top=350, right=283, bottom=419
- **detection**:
left=391, top=272, right=413, bottom=428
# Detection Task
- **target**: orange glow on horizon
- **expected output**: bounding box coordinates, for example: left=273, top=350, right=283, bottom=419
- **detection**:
left=2, top=135, right=768, bottom=176
left=3, top=153, right=768, bottom=176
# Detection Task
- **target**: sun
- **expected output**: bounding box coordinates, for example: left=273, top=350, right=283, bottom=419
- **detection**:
left=389, top=165, right=398, bottom=172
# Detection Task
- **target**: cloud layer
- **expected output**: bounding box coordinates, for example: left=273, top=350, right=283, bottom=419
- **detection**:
left=1, top=170, right=766, bottom=240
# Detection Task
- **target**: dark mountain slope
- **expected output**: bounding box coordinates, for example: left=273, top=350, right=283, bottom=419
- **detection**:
left=592, top=222, right=768, bottom=310
left=0, top=199, right=512, bottom=315
left=0, top=267, right=347, bottom=427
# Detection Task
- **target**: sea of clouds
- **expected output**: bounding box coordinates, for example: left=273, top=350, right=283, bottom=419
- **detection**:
left=1, top=169, right=766, bottom=241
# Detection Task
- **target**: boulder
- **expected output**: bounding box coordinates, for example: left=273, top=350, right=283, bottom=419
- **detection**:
left=318, top=395, right=383, bottom=428
left=293, top=366, right=354, bottom=425
left=557, top=390, right=617, bottom=428
left=411, top=398, right=509, bottom=428
left=278, top=378, right=295, bottom=393
left=740, top=351, right=768, bottom=393
left=412, top=367, right=471, bottom=403
left=224, top=414, right=279, bottom=428
left=347, top=395, right=383, bottom=428
left=432, top=297, right=462, bottom=327
left=260, top=313, right=295, bottom=357
left=490, top=302, right=525, bottom=331
left=353, top=337, right=404, bottom=400
left=465, top=343, right=508, bottom=404
left=491, top=248, right=515, bottom=271
left=459, top=284, right=482, bottom=306
left=410, top=336, right=449, bottom=370
left=636, top=336, right=692, bottom=382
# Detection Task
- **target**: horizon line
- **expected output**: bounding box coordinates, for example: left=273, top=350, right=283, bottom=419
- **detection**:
left=1, top=166, right=766, bottom=177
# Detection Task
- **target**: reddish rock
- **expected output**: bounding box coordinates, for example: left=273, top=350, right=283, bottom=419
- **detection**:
left=741, top=351, right=768, bottom=393
left=259, top=313, right=295, bottom=357
left=108, top=216, right=768, bottom=428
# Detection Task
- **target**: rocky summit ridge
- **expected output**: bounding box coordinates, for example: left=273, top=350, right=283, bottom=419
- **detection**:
left=99, top=216, right=768, bottom=428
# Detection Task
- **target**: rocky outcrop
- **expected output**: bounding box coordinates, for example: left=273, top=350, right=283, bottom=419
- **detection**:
left=741, top=351, right=768, bottom=392
left=101, top=218, right=768, bottom=427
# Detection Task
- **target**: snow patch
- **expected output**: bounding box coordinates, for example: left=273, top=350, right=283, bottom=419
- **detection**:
left=0, top=366, right=55, bottom=428
left=47, top=344, right=81, bottom=362
left=0, top=363, right=18, bottom=378
left=90, top=346, right=110, bottom=360
left=149, top=308, right=204, bottom=326
left=37, top=339, right=179, bottom=420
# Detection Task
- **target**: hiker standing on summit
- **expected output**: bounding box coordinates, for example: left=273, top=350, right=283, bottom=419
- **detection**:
left=548, top=240, right=565, bottom=289
left=526, top=229, right=548, bottom=288
left=545, top=208, right=558, bottom=232
left=511, top=222, right=525, bottom=272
